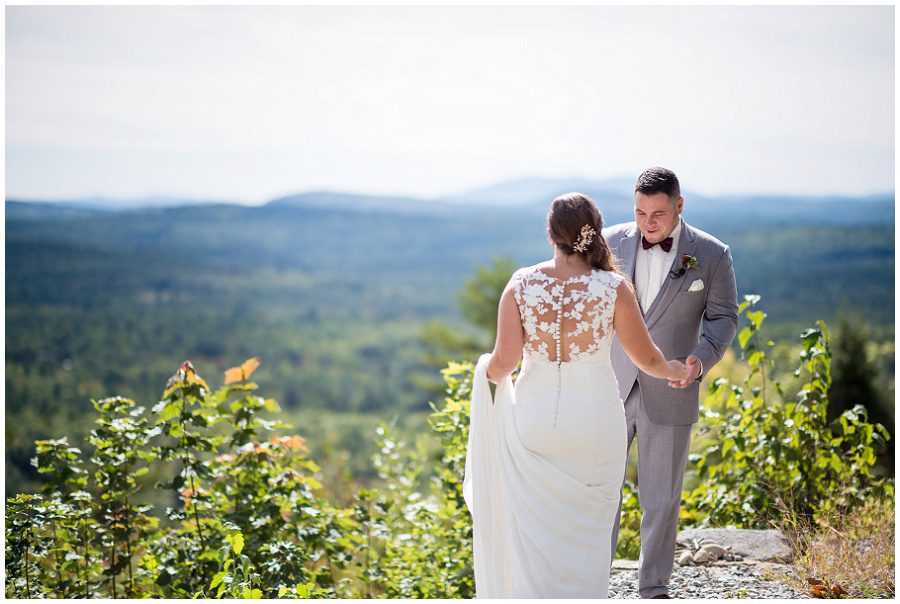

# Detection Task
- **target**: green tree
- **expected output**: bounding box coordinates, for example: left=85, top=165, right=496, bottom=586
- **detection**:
left=458, top=256, right=517, bottom=337
left=418, top=256, right=516, bottom=391
left=829, top=316, right=894, bottom=471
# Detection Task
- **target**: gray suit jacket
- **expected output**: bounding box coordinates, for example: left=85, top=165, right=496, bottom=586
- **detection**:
left=603, top=220, right=739, bottom=425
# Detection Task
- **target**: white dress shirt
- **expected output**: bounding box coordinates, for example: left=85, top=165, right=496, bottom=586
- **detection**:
left=634, top=218, right=701, bottom=378
left=634, top=219, right=682, bottom=313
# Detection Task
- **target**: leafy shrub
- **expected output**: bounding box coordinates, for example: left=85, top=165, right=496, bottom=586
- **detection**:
left=684, top=296, right=893, bottom=527
left=7, top=306, right=894, bottom=598
left=615, top=481, right=642, bottom=560
left=5, top=358, right=352, bottom=598
left=351, top=361, right=476, bottom=597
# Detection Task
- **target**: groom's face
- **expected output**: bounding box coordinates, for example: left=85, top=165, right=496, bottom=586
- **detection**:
left=634, top=192, right=683, bottom=243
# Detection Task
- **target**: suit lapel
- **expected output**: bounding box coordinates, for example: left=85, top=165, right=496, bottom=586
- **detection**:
left=644, top=221, right=697, bottom=327
left=617, top=224, right=640, bottom=284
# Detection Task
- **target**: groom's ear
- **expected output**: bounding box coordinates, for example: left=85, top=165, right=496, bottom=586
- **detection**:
left=676, top=196, right=684, bottom=214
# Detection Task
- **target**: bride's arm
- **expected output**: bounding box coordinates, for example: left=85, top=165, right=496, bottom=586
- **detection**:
left=613, top=281, right=689, bottom=382
left=486, top=283, right=524, bottom=383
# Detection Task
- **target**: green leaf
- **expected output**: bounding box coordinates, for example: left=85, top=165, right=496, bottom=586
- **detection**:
left=210, top=571, right=227, bottom=589
left=738, top=326, right=754, bottom=349
left=800, top=327, right=822, bottom=348
left=158, top=402, right=181, bottom=422
left=746, top=310, right=766, bottom=329
left=230, top=532, right=244, bottom=555
left=747, top=351, right=764, bottom=368
left=722, top=438, right=734, bottom=457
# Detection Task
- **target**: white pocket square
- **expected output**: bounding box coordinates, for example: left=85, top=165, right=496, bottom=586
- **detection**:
left=688, top=279, right=704, bottom=292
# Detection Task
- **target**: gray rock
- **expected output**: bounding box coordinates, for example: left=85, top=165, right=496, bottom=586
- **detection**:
left=698, top=543, right=728, bottom=559
left=677, top=551, right=694, bottom=566
left=677, top=528, right=794, bottom=563
left=693, top=548, right=715, bottom=564
left=611, top=559, right=640, bottom=570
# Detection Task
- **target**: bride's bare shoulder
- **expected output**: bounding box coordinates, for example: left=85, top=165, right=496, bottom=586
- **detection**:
left=512, top=263, right=551, bottom=279
left=524, top=261, right=554, bottom=272
left=614, top=276, right=635, bottom=296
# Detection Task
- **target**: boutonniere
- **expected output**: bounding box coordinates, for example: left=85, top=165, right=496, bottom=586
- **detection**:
left=669, top=254, right=699, bottom=279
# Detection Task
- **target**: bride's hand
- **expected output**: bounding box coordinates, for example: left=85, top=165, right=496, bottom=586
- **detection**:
left=666, top=360, right=689, bottom=383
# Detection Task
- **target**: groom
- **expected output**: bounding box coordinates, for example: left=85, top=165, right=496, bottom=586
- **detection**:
left=603, top=167, right=739, bottom=598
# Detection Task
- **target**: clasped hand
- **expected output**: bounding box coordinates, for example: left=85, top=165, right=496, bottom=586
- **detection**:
left=667, top=355, right=701, bottom=388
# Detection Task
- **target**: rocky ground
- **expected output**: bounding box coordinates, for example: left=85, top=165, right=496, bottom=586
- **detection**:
left=609, top=527, right=811, bottom=599
left=609, top=560, right=809, bottom=599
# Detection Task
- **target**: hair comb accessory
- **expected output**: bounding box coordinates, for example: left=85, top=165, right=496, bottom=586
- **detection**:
left=572, top=224, right=595, bottom=253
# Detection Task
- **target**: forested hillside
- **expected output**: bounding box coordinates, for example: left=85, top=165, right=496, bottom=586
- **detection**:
left=6, top=183, right=894, bottom=496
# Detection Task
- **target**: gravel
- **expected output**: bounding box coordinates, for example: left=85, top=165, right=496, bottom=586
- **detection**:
left=609, top=561, right=810, bottom=599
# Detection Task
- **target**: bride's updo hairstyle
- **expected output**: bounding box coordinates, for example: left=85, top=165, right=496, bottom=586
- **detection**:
left=548, top=192, right=616, bottom=272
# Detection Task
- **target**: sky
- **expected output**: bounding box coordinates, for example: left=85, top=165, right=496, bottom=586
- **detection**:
left=5, top=5, right=895, bottom=204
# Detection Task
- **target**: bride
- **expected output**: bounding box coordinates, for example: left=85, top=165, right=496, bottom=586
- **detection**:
left=463, top=192, right=688, bottom=598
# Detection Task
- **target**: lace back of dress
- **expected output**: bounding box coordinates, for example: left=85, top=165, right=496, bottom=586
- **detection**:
left=513, top=269, right=621, bottom=363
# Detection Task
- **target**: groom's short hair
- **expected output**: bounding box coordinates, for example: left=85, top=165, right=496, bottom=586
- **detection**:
left=635, top=167, right=681, bottom=202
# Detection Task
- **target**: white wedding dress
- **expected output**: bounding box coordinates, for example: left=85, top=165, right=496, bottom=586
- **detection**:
left=463, top=266, right=627, bottom=598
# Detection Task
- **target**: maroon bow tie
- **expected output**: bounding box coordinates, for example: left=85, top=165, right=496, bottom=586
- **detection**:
left=642, top=236, right=673, bottom=252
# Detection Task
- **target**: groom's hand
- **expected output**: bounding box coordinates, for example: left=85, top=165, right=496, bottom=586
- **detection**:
left=668, top=355, right=701, bottom=388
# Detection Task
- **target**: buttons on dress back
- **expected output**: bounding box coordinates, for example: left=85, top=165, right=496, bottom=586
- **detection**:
left=553, top=283, right=565, bottom=427
left=516, top=268, right=616, bottom=364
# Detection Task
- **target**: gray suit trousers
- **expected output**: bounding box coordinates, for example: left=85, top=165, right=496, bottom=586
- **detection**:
left=611, top=382, right=693, bottom=598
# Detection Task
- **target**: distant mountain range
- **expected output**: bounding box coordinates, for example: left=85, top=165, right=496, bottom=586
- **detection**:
left=7, top=177, right=894, bottom=227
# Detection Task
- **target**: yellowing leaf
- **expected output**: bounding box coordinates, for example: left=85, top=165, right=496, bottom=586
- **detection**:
left=270, top=435, right=307, bottom=452
left=225, top=357, right=261, bottom=384
left=241, top=357, right=260, bottom=377
left=224, top=366, right=243, bottom=385
left=186, top=371, right=210, bottom=391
